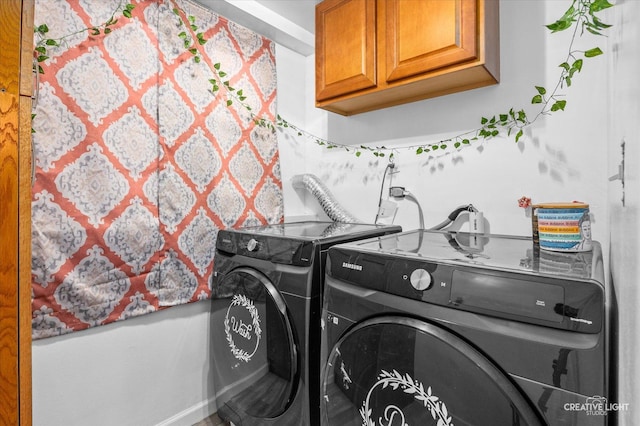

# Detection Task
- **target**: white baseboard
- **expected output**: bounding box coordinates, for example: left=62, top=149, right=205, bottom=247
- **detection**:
left=155, top=397, right=218, bottom=426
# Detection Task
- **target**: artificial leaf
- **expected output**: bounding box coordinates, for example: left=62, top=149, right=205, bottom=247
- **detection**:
left=592, top=15, right=612, bottom=29
left=590, top=0, right=614, bottom=13
left=572, top=59, right=583, bottom=72
left=515, top=129, right=524, bottom=143
left=517, top=110, right=527, bottom=123
left=546, top=18, right=573, bottom=33
left=585, top=47, right=603, bottom=57
left=586, top=27, right=604, bottom=36
left=551, top=99, right=567, bottom=111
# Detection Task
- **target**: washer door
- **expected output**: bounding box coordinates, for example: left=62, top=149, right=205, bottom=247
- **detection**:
left=211, top=267, right=298, bottom=421
left=322, top=316, right=543, bottom=426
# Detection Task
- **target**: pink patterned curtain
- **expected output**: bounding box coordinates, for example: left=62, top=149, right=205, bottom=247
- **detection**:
left=31, top=0, right=283, bottom=339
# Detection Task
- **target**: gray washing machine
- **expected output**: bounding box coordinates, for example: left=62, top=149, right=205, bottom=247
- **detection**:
left=321, top=229, right=614, bottom=426
left=209, top=221, right=401, bottom=426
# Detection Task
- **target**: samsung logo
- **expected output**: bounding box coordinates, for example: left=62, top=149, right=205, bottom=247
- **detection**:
left=570, top=317, right=593, bottom=325
left=342, top=262, right=363, bottom=271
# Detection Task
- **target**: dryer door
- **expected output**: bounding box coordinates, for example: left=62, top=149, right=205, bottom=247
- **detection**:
left=322, top=316, right=543, bottom=426
left=211, top=267, right=298, bottom=422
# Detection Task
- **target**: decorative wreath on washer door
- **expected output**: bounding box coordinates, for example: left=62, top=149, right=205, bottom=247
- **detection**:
left=360, top=369, right=453, bottom=426
left=224, top=294, right=262, bottom=362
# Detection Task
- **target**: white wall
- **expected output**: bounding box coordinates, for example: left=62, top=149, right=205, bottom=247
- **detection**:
left=32, top=301, right=216, bottom=426
left=607, top=0, right=640, bottom=424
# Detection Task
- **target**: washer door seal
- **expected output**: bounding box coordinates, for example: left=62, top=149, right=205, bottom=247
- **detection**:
left=322, top=316, right=544, bottom=426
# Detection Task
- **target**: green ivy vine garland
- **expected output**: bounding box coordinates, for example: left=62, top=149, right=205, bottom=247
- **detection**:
left=33, top=0, right=614, bottom=160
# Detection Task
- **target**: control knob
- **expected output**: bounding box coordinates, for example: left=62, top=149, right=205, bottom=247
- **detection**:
left=410, top=268, right=432, bottom=291
left=246, top=238, right=259, bottom=252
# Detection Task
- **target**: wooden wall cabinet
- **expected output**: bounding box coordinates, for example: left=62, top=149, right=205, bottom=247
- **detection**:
left=315, top=0, right=500, bottom=116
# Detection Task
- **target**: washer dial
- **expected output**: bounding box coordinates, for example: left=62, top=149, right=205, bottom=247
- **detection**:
left=246, top=238, right=259, bottom=252
left=410, top=268, right=432, bottom=291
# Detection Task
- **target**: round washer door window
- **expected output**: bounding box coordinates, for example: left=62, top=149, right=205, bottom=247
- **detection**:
left=322, top=316, right=543, bottom=426
left=211, top=267, right=298, bottom=420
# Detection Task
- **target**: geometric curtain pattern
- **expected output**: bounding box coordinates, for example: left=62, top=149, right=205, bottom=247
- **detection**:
left=31, top=0, right=283, bottom=340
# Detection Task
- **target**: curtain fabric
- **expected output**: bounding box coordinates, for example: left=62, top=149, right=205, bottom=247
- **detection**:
left=31, top=0, right=283, bottom=340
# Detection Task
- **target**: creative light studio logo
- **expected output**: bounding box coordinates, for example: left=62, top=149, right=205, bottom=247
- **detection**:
left=564, top=396, right=629, bottom=416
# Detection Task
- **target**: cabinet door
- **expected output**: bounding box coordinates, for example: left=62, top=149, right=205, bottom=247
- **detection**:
left=316, top=0, right=377, bottom=101
left=384, top=0, right=479, bottom=83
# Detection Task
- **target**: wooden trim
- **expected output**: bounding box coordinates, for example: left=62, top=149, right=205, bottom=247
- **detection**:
left=0, top=0, right=33, bottom=424
left=19, top=1, right=34, bottom=424
left=19, top=0, right=33, bottom=97
left=18, top=97, right=33, bottom=426
left=0, top=0, right=23, bottom=423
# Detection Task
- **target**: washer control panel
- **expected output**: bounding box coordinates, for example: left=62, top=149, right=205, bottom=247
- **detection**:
left=327, top=244, right=604, bottom=333
left=216, top=230, right=315, bottom=266
left=328, top=247, right=453, bottom=306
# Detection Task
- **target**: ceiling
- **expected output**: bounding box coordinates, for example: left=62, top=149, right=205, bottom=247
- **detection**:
left=252, top=0, right=317, bottom=33
left=192, top=0, right=318, bottom=56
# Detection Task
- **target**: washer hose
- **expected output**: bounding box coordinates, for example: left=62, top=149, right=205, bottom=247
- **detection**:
left=291, top=174, right=360, bottom=223
left=430, top=204, right=477, bottom=230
